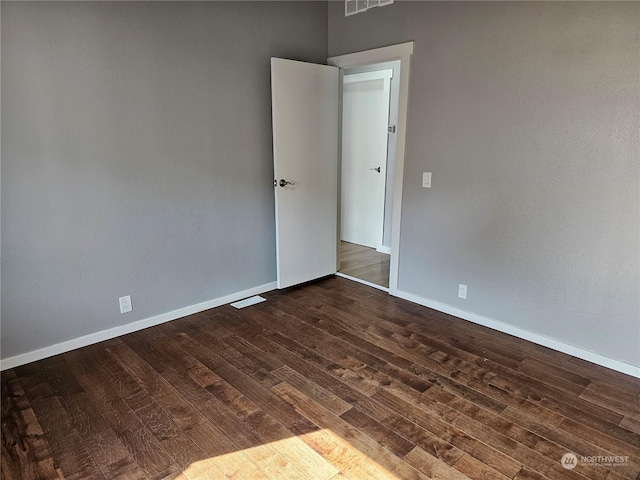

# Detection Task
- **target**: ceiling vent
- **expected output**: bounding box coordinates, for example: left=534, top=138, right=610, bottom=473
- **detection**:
left=345, top=0, right=393, bottom=17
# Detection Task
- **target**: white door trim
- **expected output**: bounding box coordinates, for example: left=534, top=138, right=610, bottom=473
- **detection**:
left=329, top=42, right=414, bottom=296
left=343, top=69, right=393, bottom=84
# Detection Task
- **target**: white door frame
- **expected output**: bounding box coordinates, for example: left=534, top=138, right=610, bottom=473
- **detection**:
left=328, top=42, right=414, bottom=296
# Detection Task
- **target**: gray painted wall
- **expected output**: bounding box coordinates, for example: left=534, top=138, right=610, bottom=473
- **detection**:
left=3, top=1, right=639, bottom=369
left=329, top=2, right=640, bottom=367
left=2, top=1, right=327, bottom=359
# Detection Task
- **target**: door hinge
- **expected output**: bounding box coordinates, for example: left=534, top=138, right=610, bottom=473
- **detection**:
left=388, top=125, right=396, bottom=133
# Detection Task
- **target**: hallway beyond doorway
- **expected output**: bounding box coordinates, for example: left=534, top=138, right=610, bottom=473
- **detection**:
left=339, top=241, right=390, bottom=288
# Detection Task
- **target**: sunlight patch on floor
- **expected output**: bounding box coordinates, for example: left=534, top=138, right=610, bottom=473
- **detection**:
left=181, top=428, right=401, bottom=480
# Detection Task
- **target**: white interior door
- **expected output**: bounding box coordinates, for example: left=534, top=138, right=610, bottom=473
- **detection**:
left=341, top=71, right=392, bottom=249
left=271, top=58, right=339, bottom=289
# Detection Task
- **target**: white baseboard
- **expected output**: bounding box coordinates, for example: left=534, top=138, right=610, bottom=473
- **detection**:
left=377, top=246, right=391, bottom=255
left=396, top=290, right=640, bottom=379
left=336, top=272, right=389, bottom=292
left=0, top=281, right=277, bottom=371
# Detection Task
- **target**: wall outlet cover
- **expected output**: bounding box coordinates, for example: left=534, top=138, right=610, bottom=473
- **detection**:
left=458, top=284, right=467, bottom=299
left=119, top=295, right=132, bottom=314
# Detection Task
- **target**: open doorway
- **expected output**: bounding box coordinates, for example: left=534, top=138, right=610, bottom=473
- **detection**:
left=329, top=42, right=413, bottom=295
left=337, top=61, right=401, bottom=290
left=270, top=43, right=412, bottom=293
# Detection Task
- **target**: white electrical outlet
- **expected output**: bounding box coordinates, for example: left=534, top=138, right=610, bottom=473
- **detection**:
left=119, top=295, right=132, bottom=314
left=422, top=172, right=432, bottom=188
left=458, top=284, right=467, bottom=299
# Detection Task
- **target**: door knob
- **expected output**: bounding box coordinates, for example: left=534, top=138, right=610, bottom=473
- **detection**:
left=370, top=167, right=381, bottom=173
left=279, top=179, right=295, bottom=187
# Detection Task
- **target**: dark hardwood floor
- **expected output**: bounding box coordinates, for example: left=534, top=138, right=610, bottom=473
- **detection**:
left=2, top=277, right=639, bottom=480
left=339, top=241, right=390, bottom=288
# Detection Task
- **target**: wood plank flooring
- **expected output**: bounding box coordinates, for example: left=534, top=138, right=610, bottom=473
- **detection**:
left=339, top=241, right=390, bottom=288
left=2, top=276, right=640, bottom=480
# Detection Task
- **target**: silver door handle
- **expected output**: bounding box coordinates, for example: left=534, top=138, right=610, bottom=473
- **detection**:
left=370, top=167, right=381, bottom=173
left=279, top=179, right=295, bottom=187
